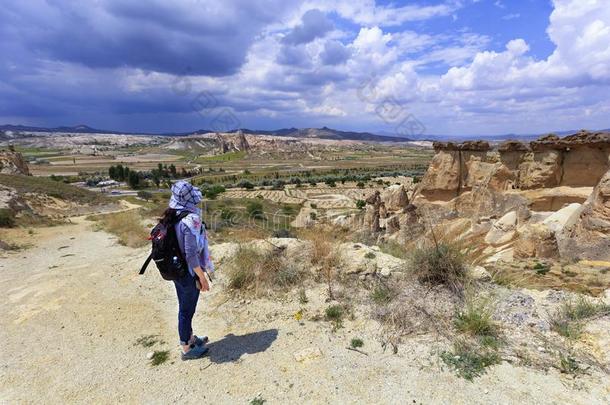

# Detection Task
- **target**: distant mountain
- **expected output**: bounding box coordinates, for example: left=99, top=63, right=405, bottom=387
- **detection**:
left=0, top=124, right=117, bottom=134
left=377, top=128, right=610, bottom=142
left=2, top=123, right=608, bottom=143
left=0, top=124, right=413, bottom=142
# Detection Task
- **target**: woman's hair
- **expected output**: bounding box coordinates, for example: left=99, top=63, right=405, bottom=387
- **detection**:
left=159, top=208, right=178, bottom=225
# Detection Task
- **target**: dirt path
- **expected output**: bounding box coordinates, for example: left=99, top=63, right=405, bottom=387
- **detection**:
left=1, top=221, right=609, bottom=404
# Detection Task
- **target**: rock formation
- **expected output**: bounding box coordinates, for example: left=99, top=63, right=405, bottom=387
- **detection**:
left=0, top=150, right=30, bottom=175
left=557, top=168, right=610, bottom=260
left=215, top=131, right=251, bottom=154
left=418, top=131, right=610, bottom=200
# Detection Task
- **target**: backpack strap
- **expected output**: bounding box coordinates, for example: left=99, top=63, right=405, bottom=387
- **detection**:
left=171, top=210, right=190, bottom=266
left=139, top=253, right=153, bottom=275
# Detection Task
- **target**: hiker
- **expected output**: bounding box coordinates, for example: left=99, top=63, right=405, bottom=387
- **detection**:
left=160, top=180, right=215, bottom=360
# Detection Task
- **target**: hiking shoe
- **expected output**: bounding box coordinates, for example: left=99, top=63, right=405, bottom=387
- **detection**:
left=181, top=345, right=209, bottom=361
left=191, top=335, right=209, bottom=348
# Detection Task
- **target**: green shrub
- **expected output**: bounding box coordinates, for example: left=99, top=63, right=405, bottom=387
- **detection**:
left=370, top=284, right=394, bottom=305
left=0, top=209, right=15, bottom=228
left=325, top=305, right=344, bottom=329
left=137, top=190, right=153, bottom=201
left=440, top=339, right=500, bottom=381
left=355, top=199, right=366, bottom=210
left=150, top=350, right=170, bottom=366
left=454, top=298, right=498, bottom=338
left=246, top=201, right=265, bottom=220
left=350, top=338, right=364, bottom=348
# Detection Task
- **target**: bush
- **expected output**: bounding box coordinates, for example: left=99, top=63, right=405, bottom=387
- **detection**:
left=370, top=284, right=394, bottom=305
left=355, top=199, right=366, bottom=210
left=272, top=228, right=295, bottom=238
left=356, top=181, right=365, bottom=189
left=246, top=201, right=265, bottom=220
left=350, top=338, right=364, bottom=348
left=0, top=209, right=15, bottom=228
left=454, top=297, right=498, bottom=339
left=440, top=339, right=500, bottom=381
left=220, top=208, right=238, bottom=222
left=137, top=190, right=153, bottom=201
left=549, top=297, right=610, bottom=339
left=325, top=305, right=344, bottom=329
left=410, top=242, right=467, bottom=295
left=203, top=184, right=226, bottom=199
left=237, top=180, right=254, bottom=190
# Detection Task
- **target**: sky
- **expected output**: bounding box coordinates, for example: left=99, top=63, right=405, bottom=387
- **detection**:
left=0, top=0, right=609, bottom=136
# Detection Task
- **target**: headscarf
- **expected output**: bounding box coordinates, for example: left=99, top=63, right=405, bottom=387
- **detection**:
left=169, top=180, right=203, bottom=214
left=169, top=180, right=214, bottom=272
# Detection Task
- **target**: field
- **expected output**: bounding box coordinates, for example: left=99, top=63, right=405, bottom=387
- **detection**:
left=6, top=133, right=432, bottom=222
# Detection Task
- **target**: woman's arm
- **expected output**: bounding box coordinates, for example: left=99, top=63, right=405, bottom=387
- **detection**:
left=181, top=222, right=202, bottom=270
left=181, top=223, right=209, bottom=291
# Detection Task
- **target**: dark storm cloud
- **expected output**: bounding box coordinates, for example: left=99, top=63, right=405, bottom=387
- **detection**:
left=0, top=0, right=289, bottom=76
left=281, top=9, right=333, bottom=45
left=320, top=40, right=351, bottom=65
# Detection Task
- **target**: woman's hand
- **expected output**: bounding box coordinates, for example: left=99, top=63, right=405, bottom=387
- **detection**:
left=194, top=266, right=210, bottom=292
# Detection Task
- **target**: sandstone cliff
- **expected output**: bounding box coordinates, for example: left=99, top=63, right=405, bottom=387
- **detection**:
left=0, top=150, right=30, bottom=175
left=418, top=131, right=610, bottom=201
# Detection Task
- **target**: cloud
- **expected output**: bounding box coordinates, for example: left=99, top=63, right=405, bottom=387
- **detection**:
left=310, top=0, right=464, bottom=26
left=281, top=9, right=333, bottom=45
left=501, top=13, right=521, bottom=20
left=320, top=40, right=351, bottom=65
left=0, top=0, right=291, bottom=76
left=1, top=0, right=609, bottom=135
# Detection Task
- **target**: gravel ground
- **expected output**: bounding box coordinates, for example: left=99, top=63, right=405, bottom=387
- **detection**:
left=1, top=219, right=609, bottom=404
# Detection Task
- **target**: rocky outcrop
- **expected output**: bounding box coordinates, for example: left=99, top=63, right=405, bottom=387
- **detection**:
left=484, top=211, right=517, bottom=246
left=215, top=131, right=250, bottom=154
left=418, top=131, right=610, bottom=201
left=418, top=141, right=491, bottom=200
left=381, top=184, right=409, bottom=211
left=0, top=150, right=30, bottom=175
left=557, top=169, right=610, bottom=260
left=513, top=224, right=559, bottom=259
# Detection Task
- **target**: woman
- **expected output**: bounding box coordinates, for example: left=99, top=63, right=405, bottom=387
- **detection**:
left=162, top=180, right=214, bottom=360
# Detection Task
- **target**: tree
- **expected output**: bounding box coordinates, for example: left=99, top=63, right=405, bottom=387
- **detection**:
left=116, top=164, right=125, bottom=181
left=237, top=180, right=254, bottom=190
left=356, top=181, right=365, bottom=189
left=128, top=171, right=141, bottom=189
left=356, top=199, right=366, bottom=210
left=169, top=164, right=177, bottom=177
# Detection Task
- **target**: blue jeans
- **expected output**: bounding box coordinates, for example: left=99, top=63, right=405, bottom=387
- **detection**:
left=173, top=272, right=200, bottom=345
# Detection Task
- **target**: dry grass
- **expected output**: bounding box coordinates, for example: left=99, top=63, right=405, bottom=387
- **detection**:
left=298, top=226, right=344, bottom=299
left=409, top=241, right=468, bottom=295
left=88, top=210, right=149, bottom=248
left=226, top=245, right=305, bottom=295
left=549, top=296, right=610, bottom=339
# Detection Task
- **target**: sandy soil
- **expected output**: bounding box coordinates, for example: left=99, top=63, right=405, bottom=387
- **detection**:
left=1, top=220, right=609, bottom=404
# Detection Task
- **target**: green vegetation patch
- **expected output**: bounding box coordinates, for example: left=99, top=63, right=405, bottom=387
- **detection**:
left=440, top=339, right=501, bottom=381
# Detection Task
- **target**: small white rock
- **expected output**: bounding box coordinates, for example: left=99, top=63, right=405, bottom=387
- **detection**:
left=293, top=347, right=323, bottom=362
left=146, top=351, right=154, bottom=360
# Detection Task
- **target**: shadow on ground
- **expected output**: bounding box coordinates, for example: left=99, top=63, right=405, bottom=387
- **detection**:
left=207, top=329, right=278, bottom=363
